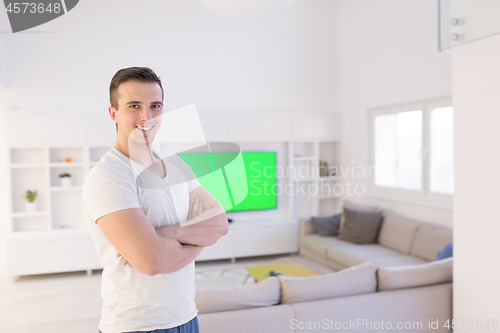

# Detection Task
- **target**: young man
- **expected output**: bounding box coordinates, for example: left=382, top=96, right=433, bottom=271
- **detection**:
left=82, top=67, right=228, bottom=333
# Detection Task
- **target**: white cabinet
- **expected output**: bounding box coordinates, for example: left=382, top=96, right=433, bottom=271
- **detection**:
left=198, top=114, right=228, bottom=142
left=196, top=219, right=298, bottom=262
left=195, top=229, right=234, bottom=261
left=5, top=113, right=86, bottom=146
left=292, top=114, right=341, bottom=140
left=227, top=112, right=292, bottom=142
left=6, top=235, right=89, bottom=276
left=232, top=221, right=298, bottom=257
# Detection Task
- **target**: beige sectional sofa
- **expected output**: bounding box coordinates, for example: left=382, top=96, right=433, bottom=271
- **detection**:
left=196, top=260, right=453, bottom=333
left=300, top=210, right=453, bottom=271
left=197, top=204, right=453, bottom=332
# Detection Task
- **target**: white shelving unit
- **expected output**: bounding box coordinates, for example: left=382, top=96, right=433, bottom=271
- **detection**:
left=288, top=140, right=342, bottom=218
left=3, top=111, right=341, bottom=277
left=6, top=145, right=111, bottom=277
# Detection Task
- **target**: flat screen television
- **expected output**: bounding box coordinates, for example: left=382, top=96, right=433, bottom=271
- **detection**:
left=177, top=151, right=277, bottom=212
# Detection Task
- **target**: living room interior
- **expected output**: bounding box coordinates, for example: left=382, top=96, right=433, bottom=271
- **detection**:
left=0, top=0, right=499, bottom=332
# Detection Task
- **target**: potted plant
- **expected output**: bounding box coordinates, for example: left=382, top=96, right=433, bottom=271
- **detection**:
left=25, top=190, right=37, bottom=213
left=59, top=173, right=73, bottom=187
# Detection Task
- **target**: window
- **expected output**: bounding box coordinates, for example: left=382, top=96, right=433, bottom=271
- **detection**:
left=369, top=98, right=453, bottom=207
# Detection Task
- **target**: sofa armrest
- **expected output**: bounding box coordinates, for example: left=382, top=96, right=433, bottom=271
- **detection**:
left=299, top=219, right=316, bottom=242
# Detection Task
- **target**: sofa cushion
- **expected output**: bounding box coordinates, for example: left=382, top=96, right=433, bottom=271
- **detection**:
left=198, top=304, right=295, bottom=333
left=292, top=283, right=452, bottom=332
left=367, top=255, right=428, bottom=267
left=338, top=207, right=383, bottom=244
left=301, top=234, right=354, bottom=256
left=310, top=213, right=341, bottom=236
left=278, top=262, right=378, bottom=304
left=339, top=200, right=378, bottom=233
left=377, top=213, right=420, bottom=254
left=410, top=223, right=453, bottom=261
left=377, top=257, right=453, bottom=291
left=326, top=246, right=365, bottom=267
left=326, top=244, right=425, bottom=268
left=195, top=276, right=280, bottom=314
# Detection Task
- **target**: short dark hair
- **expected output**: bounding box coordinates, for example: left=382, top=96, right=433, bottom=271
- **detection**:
left=109, top=67, right=164, bottom=109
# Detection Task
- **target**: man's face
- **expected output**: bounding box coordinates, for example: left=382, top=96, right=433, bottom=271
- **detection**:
left=111, top=81, right=163, bottom=145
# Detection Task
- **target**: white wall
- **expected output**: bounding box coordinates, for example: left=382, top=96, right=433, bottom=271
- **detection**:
left=0, top=7, right=8, bottom=87
left=0, top=3, right=6, bottom=273
left=2, top=0, right=336, bottom=113
left=334, top=0, right=453, bottom=227
left=0, top=3, right=7, bottom=272
left=453, top=33, right=500, bottom=333
left=0, top=109, right=6, bottom=275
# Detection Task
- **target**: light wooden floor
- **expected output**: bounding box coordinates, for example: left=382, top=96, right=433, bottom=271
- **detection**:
left=0, top=254, right=334, bottom=333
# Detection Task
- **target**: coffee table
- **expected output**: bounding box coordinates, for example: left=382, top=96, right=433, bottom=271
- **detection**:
left=246, top=263, right=318, bottom=282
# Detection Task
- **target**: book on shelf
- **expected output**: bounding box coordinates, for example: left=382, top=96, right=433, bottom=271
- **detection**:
left=319, top=160, right=327, bottom=177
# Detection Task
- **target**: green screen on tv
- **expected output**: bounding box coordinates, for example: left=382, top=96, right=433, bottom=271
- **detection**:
left=177, top=151, right=277, bottom=212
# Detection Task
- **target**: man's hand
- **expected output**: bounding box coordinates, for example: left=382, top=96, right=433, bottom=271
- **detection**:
left=117, top=251, right=133, bottom=267
left=117, top=198, right=205, bottom=267
left=187, top=198, right=204, bottom=221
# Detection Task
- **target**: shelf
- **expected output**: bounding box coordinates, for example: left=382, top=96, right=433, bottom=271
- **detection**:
left=12, top=211, right=48, bottom=218
left=10, top=163, right=46, bottom=169
left=294, top=178, right=318, bottom=183
left=228, top=218, right=297, bottom=229
left=319, top=195, right=342, bottom=200
left=49, top=147, right=83, bottom=164
left=49, top=162, right=83, bottom=167
left=50, top=186, right=83, bottom=192
left=6, top=228, right=90, bottom=241
left=291, top=139, right=341, bottom=218
left=319, top=176, right=340, bottom=181
left=50, top=167, right=84, bottom=187
left=292, top=156, right=316, bottom=161
left=294, top=177, right=339, bottom=182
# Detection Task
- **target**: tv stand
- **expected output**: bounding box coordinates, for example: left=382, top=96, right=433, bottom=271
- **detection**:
left=195, top=217, right=298, bottom=262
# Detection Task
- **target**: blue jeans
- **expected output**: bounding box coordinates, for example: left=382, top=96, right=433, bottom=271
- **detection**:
left=99, top=316, right=199, bottom=333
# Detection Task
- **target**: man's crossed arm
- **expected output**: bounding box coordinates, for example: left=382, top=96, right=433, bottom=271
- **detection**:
left=97, top=186, right=228, bottom=276
left=156, top=186, right=228, bottom=247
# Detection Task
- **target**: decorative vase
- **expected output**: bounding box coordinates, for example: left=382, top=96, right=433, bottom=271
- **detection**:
left=61, top=177, right=73, bottom=187
left=26, top=201, right=37, bottom=213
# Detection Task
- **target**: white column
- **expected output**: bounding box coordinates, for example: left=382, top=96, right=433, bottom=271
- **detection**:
left=453, top=33, right=500, bottom=332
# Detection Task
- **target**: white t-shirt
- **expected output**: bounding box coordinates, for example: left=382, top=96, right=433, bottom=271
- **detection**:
left=82, top=147, right=201, bottom=333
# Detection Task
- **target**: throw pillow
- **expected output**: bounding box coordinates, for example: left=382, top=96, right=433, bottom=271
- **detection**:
left=310, top=213, right=342, bottom=236
left=410, top=223, right=453, bottom=261
left=339, top=200, right=378, bottom=233
left=437, top=242, right=453, bottom=260
left=195, top=276, right=280, bottom=314
left=377, top=212, right=420, bottom=254
left=377, top=257, right=453, bottom=291
left=337, top=207, right=383, bottom=244
left=278, top=262, right=378, bottom=304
